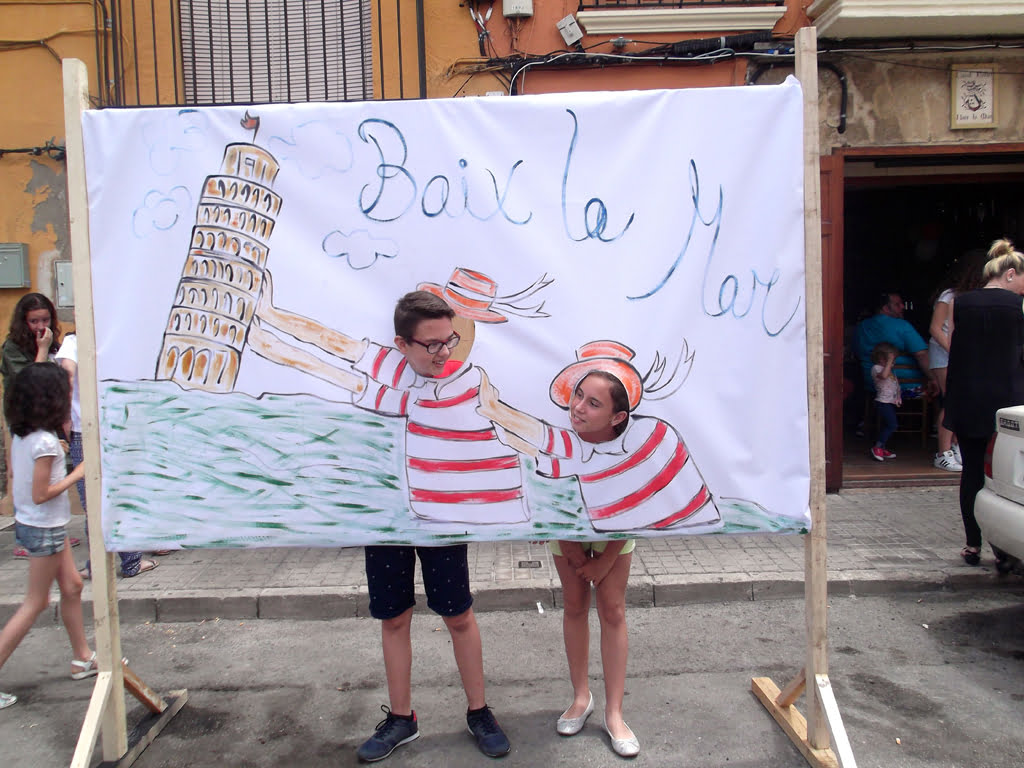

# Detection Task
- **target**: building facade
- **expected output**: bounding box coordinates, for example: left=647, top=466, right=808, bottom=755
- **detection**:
left=2, top=0, right=1022, bottom=490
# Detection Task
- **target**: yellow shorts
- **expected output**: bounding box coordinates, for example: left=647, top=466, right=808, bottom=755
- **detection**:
left=548, top=539, right=635, bottom=557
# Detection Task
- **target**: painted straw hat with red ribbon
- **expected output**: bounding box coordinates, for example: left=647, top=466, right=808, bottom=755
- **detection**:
left=549, top=340, right=646, bottom=412
left=418, top=268, right=551, bottom=324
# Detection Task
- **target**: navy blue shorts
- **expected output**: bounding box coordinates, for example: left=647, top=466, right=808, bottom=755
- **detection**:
left=365, top=544, right=473, bottom=620
left=15, top=521, right=69, bottom=557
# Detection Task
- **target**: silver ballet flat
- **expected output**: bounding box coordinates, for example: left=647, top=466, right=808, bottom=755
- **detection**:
left=604, top=716, right=640, bottom=757
left=556, top=691, right=594, bottom=736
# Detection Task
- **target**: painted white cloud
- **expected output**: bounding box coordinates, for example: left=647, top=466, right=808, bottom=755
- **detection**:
left=132, top=186, right=192, bottom=238
left=267, top=121, right=353, bottom=179
left=322, top=229, right=398, bottom=270
left=143, top=109, right=209, bottom=175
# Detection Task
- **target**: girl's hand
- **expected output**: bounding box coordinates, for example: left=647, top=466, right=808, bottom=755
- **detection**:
left=576, top=555, right=615, bottom=586
left=36, top=327, right=53, bottom=356
left=559, top=541, right=587, bottom=569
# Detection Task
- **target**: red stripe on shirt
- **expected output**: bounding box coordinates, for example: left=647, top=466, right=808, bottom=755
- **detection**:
left=544, top=425, right=556, bottom=455
left=408, top=421, right=495, bottom=441
left=392, top=357, right=407, bottom=389
left=374, top=384, right=387, bottom=411
left=559, top=428, right=573, bottom=458
left=416, top=386, right=479, bottom=409
left=588, top=441, right=688, bottom=520
left=580, top=421, right=671, bottom=483
left=410, top=487, right=523, bottom=504
left=371, top=347, right=388, bottom=380
left=651, top=485, right=711, bottom=528
left=408, top=455, right=519, bottom=473
left=399, top=390, right=409, bottom=416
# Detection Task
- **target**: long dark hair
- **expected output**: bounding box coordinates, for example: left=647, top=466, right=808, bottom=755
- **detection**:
left=5, top=362, right=70, bottom=436
left=7, top=293, right=60, bottom=357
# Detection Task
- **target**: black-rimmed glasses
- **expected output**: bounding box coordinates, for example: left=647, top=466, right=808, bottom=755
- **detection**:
left=407, top=332, right=460, bottom=355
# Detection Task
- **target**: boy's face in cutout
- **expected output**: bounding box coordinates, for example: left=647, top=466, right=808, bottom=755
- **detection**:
left=396, top=316, right=456, bottom=378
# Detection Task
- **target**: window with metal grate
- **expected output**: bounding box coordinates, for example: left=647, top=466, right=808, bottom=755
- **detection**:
left=179, top=0, right=374, bottom=105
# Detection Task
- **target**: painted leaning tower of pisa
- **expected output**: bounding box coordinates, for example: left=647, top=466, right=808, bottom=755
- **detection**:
left=155, top=139, right=282, bottom=392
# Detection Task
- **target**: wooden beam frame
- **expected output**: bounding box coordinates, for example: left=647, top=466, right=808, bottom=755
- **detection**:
left=751, top=27, right=858, bottom=768
left=63, top=57, right=188, bottom=768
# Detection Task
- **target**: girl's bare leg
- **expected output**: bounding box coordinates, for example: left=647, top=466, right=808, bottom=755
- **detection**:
left=55, top=539, right=92, bottom=665
left=933, top=367, right=955, bottom=455
left=596, top=551, right=633, bottom=740
left=554, top=553, right=592, bottom=716
left=0, top=550, right=61, bottom=670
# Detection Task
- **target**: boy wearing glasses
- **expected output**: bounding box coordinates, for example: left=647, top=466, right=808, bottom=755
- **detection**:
left=355, top=289, right=514, bottom=762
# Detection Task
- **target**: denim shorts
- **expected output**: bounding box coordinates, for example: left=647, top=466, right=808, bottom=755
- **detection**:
left=15, top=521, right=69, bottom=557
left=365, top=544, right=473, bottom=620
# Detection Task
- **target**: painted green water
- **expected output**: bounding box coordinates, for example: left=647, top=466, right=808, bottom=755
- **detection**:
left=100, top=380, right=806, bottom=550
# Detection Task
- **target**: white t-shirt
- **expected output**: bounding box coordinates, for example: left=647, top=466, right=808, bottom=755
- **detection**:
left=55, top=334, right=81, bottom=433
left=12, top=429, right=70, bottom=528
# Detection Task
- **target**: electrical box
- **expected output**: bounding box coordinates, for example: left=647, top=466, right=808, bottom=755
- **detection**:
left=503, top=0, right=533, bottom=18
left=557, top=15, right=583, bottom=46
left=0, top=243, right=30, bottom=288
left=55, top=260, right=75, bottom=307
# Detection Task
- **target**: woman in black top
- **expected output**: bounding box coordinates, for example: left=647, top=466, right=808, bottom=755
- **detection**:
left=943, top=239, right=1024, bottom=566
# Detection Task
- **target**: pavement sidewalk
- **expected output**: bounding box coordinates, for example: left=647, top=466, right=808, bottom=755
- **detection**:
left=1, top=486, right=1021, bottom=624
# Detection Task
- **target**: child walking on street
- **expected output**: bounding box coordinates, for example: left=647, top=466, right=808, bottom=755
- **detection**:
left=871, top=342, right=902, bottom=461
left=0, top=362, right=96, bottom=709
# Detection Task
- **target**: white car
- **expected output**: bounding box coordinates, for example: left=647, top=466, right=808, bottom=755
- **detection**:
left=975, top=405, right=1024, bottom=573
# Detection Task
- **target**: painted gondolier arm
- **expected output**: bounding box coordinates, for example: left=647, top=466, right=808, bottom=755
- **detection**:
left=255, top=269, right=370, bottom=363
left=475, top=368, right=543, bottom=458
left=247, top=317, right=367, bottom=394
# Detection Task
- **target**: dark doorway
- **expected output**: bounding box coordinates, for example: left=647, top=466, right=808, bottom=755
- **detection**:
left=841, top=175, right=1024, bottom=485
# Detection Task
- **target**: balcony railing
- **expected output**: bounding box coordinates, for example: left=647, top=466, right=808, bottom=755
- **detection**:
left=577, top=1, right=784, bottom=8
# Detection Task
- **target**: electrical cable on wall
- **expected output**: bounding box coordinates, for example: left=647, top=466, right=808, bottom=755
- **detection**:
left=0, top=140, right=66, bottom=162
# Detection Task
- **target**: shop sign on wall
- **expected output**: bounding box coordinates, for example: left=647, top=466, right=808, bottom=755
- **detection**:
left=951, top=65, right=996, bottom=129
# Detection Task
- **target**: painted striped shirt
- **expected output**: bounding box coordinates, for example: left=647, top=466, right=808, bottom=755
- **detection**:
left=353, top=342, right=529, bottom=524
left=531, top=415, right=721, bottom=533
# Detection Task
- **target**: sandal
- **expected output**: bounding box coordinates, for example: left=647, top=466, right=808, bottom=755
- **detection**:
left=122, top=559, right=158, bottom=578
left=961, top=546, right=981, bottom=566
left=71, top=652, right=98, bottom=680
left=13, top=547, right=28, bottom=559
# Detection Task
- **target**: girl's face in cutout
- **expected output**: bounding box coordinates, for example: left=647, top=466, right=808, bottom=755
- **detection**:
left=25, top=308, right=51, bottom=339
left=570, top=374, right=627, bottom=443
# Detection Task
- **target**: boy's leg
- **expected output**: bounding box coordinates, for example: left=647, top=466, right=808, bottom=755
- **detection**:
left=381, top=607, right=414, bottom=715
left=441, top=608, right=485, bottom=710
left=358, top=546, right=420, bottom=762
left=418, top=544, right=483, bottom=707
left=419, top=544, right=509, bottom=757
left=365, top=546, right=417, bottom=714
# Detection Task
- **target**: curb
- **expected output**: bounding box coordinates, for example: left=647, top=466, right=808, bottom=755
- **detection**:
left=2, top=569, right=1020, bottom=625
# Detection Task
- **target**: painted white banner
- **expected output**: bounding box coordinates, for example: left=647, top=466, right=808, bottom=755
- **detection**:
left=81, top=79, right=811, bottom=550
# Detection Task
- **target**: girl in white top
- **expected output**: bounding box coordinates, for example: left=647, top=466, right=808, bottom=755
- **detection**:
left=928, top=252, right=987, bottom=471
left=0, top=362, right=94, bottom=709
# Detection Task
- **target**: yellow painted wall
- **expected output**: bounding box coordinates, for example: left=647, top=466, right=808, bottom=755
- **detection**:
left=0, top=1, right=99, bottom=330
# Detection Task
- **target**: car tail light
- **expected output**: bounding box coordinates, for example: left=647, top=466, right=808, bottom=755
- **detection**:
left=984, top=432, right=997, bottom=479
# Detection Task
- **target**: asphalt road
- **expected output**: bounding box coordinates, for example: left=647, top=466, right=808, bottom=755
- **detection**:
left=2, top=589, right=1023, bottom=767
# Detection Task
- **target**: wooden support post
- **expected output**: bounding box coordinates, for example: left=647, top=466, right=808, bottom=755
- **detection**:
left=63, top=55, right=129, bottom=764
left=815, top=675, right=858, bottom=768
left=751, top=25, right=855, bottom=768
left=63, top=57, right=187, bottom=768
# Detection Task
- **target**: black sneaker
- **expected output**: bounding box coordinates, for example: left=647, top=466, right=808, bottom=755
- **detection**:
left=357, top=705, right=419, bottom=762
left=466, top=705, right=511, bottom=758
